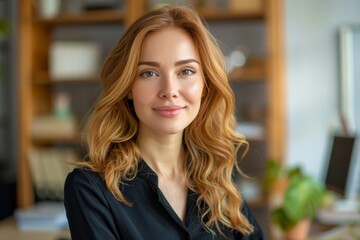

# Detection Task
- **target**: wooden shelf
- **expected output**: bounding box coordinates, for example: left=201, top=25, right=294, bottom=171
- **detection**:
left=246, top=137, right=266, bottom=142
left=247, top=196, right=268, bottom=208
left=33, top=72, right=100, bottom=85
left=34, top=10, right=125, bottom=25
left=32, top=135, right=82, bottom=145
left=18, top=0, right=285, bottom=209
left=230, top=58, right=266, bottom=81
left=197, top=7, right=264, bottom=21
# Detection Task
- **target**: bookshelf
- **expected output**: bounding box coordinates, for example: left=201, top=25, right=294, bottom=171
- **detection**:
left=18, top=0, right=285, bottom=208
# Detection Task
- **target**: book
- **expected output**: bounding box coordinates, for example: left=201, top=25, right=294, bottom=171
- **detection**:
left=31, top=115, right=78, bottom=140
left=15, top=202, right=68, bottom=231
left=28, top=147, right=79, bottom=200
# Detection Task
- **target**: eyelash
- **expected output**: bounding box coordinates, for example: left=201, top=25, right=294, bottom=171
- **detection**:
left=180, top=68, right=196, bottom=76
left=138, top=67, right=196, bottom=78
left=139, top=71, right=159, bottom=78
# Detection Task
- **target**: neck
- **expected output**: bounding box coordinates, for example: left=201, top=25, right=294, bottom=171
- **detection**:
left=138, top=131, right=185, bottom=179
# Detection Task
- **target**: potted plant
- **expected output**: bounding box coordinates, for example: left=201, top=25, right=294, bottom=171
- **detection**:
left=263, top=159, right=325, bottom=240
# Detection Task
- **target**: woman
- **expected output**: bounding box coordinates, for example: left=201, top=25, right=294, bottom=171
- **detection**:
left=64, top=5, right=263, bottom=240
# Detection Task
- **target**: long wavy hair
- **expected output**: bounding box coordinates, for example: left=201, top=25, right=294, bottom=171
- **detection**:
left=81, top=5, right=253, bottom=236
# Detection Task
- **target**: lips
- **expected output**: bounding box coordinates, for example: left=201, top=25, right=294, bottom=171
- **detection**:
left=153, top=105, right=185, bottom=117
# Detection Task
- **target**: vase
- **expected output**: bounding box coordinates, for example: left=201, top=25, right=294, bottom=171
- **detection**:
left=37, top=0, right=61, bottom=18
left=285, top=218, right=311, bottom=240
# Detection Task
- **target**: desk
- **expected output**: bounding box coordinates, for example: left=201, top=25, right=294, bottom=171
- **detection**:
left=309, top=221, right=360, bottom=240
left=0, top=216, right=359, bottom=240
left=263, top=220, right=359, bottom=240
left=0, top=217, right=70, bottom=240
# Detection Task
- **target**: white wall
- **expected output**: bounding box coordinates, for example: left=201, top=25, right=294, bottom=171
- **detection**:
left=284, top=0, right=360, bottom=180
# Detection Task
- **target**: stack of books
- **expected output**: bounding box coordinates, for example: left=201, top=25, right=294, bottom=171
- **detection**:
left=15, top=201, right=68, bottom=231
left=28, top=147, right=79, bottom=200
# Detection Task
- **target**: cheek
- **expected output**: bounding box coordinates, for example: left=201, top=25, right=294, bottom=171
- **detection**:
left=131, top=82, right=152, bottom=103
left=130, top=84, right=147, bottom=112
left=186, top=80, right=204, bottom=101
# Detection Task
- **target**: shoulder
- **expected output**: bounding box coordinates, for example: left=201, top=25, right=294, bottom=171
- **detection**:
left=64, top=168, right=106, bottom=195
left=66, top=167, right=101, bottom=181
left=64, top=168, right=113, bottom=210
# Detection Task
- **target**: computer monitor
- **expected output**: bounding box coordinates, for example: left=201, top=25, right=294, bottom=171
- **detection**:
left=324, top=135, right=356, bottom=197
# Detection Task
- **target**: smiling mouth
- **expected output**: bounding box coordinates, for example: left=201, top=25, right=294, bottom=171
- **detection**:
left=153, top=106, right=185, bottom=118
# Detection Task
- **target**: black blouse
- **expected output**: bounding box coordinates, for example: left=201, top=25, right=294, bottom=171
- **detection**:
left=64, top=160, right=264, bottom=240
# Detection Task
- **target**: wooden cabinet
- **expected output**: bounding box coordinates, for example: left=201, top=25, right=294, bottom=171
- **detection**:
left=18, top=0, right=284, bottom=208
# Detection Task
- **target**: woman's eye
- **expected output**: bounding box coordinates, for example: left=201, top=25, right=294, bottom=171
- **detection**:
left=180, top=68, right=195, bottom=76
left=140, top=71, right=158, bottom=78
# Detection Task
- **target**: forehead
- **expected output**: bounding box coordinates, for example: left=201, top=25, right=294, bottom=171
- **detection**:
left=139, top=27, right=199, bottom=61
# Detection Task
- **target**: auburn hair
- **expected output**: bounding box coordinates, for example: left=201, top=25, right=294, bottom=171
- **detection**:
left=80, top=5, right=253, bottom=236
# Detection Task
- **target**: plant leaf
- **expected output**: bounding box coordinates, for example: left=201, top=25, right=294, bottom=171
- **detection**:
left=271, top=207, right=297, bottom=231
left=283, top=176, right=324, bottom=221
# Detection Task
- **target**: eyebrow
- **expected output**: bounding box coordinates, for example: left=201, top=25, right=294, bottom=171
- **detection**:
left=138, top=59, right=200, bottom=67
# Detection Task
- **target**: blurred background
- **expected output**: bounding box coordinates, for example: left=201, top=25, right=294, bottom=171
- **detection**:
left=0, top=0, right=359, bottom=239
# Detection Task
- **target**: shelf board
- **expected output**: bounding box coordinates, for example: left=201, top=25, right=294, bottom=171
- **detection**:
left=34, top=78, right=101, bottom=85
left=33, top=72, right=100, bottom=85
left=32, top=135, right=82, bottom=145
left=229, top=58, right=266, bottom=81
left=247, top=196, right=267, bottom=209
left=197, top=7, right=264, bottom=21
left=246, top=137, right=266, bottom=142
left=34, top=10, right=126, bottom=25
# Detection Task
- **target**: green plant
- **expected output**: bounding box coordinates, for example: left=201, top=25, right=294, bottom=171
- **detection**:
left=0, top=18, right=10, bottom=37
left=264, top=159, right=325, bottom=231
left=262, top=158, right=301, bottom=192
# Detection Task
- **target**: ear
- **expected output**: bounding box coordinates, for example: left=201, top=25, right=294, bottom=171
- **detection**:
left=127, top=92, right=133, bottom=99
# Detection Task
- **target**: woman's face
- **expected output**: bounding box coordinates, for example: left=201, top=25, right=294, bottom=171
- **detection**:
left=130, top=27, right=204, bottom=137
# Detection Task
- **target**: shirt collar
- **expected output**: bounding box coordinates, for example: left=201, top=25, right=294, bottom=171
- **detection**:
left=137, top=159, right=158, bottom=185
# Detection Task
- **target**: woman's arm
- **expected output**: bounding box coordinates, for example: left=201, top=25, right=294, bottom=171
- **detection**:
left=64, top=169, right=121, bottom=240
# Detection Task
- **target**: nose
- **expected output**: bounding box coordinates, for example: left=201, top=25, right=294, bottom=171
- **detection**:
left=158, top=74, right=179, bottom=99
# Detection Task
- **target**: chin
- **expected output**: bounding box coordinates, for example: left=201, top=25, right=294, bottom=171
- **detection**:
left=156, top=124, right=189, bottom=135
left=160, top=128, right=185, bottom=135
